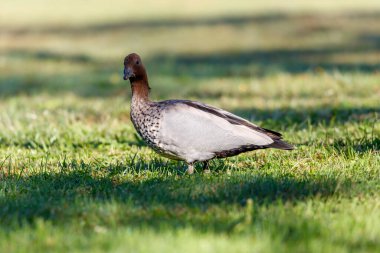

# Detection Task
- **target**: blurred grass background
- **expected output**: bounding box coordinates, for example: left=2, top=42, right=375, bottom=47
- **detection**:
left=0, top=1, right=380, bottom=252
left=1, top=0, right=380, bottom=99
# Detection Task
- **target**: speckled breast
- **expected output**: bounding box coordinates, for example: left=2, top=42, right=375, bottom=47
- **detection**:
left=130, top=101, right=171, bottom=158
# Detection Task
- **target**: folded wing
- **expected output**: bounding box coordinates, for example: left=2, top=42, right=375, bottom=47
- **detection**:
left=158, top=100, right=292, bottom=162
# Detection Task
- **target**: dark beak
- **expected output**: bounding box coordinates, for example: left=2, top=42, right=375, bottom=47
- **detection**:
left=123, top=67, right=133, bottom=80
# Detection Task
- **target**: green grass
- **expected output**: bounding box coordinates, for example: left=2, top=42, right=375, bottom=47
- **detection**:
left=1, top=1, right=380, bottom=252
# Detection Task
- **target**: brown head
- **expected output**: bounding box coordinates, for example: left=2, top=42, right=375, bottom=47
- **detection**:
left=123, top=53, right=147, bottom=82
left=123, top=53, right=150, bottom=98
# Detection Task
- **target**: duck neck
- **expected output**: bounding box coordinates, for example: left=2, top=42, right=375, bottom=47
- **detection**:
left=130, top=76, right=151, bottom=105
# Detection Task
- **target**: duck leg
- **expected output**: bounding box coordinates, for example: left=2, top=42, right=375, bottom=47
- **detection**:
left=186, top=163, right=195, bottom=174
left=203, top=161, right=211, bottom=174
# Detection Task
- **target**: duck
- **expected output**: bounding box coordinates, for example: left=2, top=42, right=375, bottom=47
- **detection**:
left=123, top=53, right=293, bottom=174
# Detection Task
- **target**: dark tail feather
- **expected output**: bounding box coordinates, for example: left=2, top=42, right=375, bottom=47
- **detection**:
left=268, top=140, right=294, bottom=150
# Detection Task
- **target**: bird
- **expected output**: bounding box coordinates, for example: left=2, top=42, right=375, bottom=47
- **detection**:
left=123, top=53, right=294, bottom=174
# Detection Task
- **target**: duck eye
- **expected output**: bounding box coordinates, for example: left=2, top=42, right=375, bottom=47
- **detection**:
left=136, top=60, right=140, bottom=65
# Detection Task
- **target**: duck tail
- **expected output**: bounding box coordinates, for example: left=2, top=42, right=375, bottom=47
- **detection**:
left=268, top=140, right=294, bottom=150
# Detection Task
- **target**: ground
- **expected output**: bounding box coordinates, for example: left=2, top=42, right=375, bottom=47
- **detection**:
left=0, top=1, right=379, bottom=252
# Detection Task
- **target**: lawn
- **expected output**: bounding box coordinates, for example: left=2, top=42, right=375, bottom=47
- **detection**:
left=0, top=1, right=379, bottom=252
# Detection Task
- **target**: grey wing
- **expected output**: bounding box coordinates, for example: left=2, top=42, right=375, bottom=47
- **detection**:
left=157, top=101, right=278, bottom=162
left=181, top=100, right=284, bottom=139
left=182, top=101, right=294, bottom=150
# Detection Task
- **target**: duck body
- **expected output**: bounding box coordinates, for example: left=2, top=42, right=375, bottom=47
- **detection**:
left=131, top=98, right=292, bottom=163
left=124, top=53, right=293, bottom=173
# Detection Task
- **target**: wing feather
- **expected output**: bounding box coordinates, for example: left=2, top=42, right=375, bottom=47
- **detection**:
left=158, top=100, right=288, bottom=161
left=181, top=100, right=283, bottom=139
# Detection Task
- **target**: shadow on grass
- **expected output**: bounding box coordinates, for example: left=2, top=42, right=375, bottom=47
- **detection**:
left=146, top=45, right=380, bottom=78
left=6, top=13, right=288, bottom=35
left=2, top=40, right=379, bottom=97
left=354, top=138, right=380, bottom=152
left=1, top=47, right=380, bottom=100
left=231, top=105, right=380, bottom=129
left=4, top=50, right=93, bottom=63
left=0, top=160, right=350, bottom=232
left=333, top=137, right=380, bottom=154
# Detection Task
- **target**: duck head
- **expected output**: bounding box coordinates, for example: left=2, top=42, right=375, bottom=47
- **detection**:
left=123, top=53, right=147, bottom=82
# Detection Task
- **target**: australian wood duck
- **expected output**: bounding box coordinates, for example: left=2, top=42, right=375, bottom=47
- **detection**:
left=123, top=53, right=293, bottom=174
